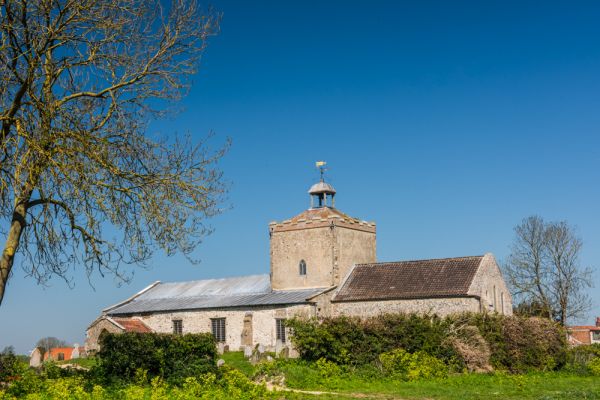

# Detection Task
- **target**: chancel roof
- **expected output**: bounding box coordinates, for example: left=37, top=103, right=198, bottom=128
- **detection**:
left=105, top=274, right=328, bottom=315
left=333, top=256, right=484, bottom=302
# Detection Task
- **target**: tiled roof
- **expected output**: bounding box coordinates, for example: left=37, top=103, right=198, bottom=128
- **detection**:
left=333, top=256, right=484, bottom=302
left=112, top=318, right=152, bottom=333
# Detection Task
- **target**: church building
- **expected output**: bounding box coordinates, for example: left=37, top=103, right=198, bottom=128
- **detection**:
left=86, top=168, right=512, bottom=353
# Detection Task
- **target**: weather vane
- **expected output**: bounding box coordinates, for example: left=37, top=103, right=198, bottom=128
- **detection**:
left=315, top=161, right=327, bottom=182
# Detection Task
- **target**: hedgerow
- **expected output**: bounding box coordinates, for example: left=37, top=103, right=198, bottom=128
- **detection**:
left=286, top=313, right=459, bottom=366
left=287, top=313, right=568, bottom=373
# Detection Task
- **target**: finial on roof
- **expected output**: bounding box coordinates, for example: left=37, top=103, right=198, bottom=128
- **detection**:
left=316, top=161, right=327, bottom=182
left=309, top=161, right=336, bottom=208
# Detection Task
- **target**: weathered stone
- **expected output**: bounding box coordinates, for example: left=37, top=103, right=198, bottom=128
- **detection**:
left=241, top=313, right=253, bottom=347
left=278, top=347, right=289, bottom=359
left=243, top=345, right=253, bottom=358
left=217, top=359, right=225, bottom=367
left=270, top=209, right=376, bottom=290
left=274, top=339, right=283, bottom=356
left=217, top=342, right=224, bottom=355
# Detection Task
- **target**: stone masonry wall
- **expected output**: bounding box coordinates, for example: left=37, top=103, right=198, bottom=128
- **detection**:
left=334, top=226, right=376, bottom=286
left=270, top=211, right=376, bottom=290
left=270, top=226, right=335, bottom=289
left=131, top=304, right=315, bottom=351
left=467, top=253, right=513, bottom=315
left=85, top=318, right=124, bottom=354
left=331, top=297, right=481, bottom=318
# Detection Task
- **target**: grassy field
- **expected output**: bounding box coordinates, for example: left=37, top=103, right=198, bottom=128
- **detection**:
left=222, top=352, right=600, bottom=400
left=4, top=353, right=598, bottom=399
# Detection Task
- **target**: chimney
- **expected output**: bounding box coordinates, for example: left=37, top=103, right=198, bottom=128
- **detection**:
left=596, top=317, right=600, bottom=327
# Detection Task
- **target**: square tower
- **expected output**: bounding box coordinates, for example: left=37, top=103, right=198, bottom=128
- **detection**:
left=269, top=178, right=376, bottom=290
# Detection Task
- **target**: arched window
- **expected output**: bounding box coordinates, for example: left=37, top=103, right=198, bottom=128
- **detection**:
left=299, top=260, right=307, bottom=276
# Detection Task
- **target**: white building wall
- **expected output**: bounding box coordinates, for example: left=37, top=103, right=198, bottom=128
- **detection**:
left=131, top=304, right=315, bottom=350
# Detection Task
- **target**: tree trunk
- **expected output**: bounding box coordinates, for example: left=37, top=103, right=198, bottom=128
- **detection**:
left=0, top=202, right=28, bottom=306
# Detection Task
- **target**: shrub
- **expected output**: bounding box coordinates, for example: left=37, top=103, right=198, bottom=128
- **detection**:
left=315, top=358, right=342, bottom=380
left=287, top=314, right=458, bottom=367
left=379, top=348, right=447, bottom=380
left=566, top=344, right=600, bottom=374
left=445, top=325, right=491, bottom=372
left=0, top=347, right=24, bottom=383
left=288, top=313, right=568, bottom=373
left=588, top=357, right=600, bottom=376
left=454, top=314, right=567, bottom=372
left=97, top=332, right=217, bottom=383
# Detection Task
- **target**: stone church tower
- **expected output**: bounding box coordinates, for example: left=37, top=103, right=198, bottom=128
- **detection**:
left=269, top=174, right=376, bottom=290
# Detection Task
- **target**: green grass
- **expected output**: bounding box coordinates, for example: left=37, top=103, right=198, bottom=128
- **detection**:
left=213, top=352, right=600, bottom=399
left=280, top=365, right=600, bottom=399
left=55, top=357, right=98, bottom=369
left=221, top=351, right=256, bottom=376
left=11, top=352, right=597, bottom=399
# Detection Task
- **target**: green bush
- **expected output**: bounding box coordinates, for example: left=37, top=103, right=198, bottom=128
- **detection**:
left=288, top=313, right=568, bottom=373
left=379, top=348, right=448, bottom=380
left=0, top=347, right=24, bottom=383
left=565, top=344, right=600, bottom=374
left=588, top=357, right=600, bottom=376
left=463, top=314, right=567, bottom=372
left=96, top=332, right=217, bottom=383
left=287, top=314, right=458, bottom=367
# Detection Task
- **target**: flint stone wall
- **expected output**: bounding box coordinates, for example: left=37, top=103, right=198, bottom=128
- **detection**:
left=467, top=253, right=513, bottom=315
left=330, top=296, right=481, bottom=317
left=85, top=318, right=124, bottom=354
left=130, top=303, right=314, bottom=351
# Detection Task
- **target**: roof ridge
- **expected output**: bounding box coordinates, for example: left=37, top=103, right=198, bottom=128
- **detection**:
left=158, top=273, right=269, bottom=285
left=357, top=255, right=485, bottom=266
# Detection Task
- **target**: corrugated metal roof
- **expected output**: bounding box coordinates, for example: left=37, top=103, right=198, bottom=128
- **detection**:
left=106, top=274, right=328, bottom=315
left=137, top=274, right=271, bottom=299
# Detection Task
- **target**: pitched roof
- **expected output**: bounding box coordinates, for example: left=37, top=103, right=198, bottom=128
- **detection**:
left=333, top=256, right=484, bottom=302
left=112, top=318, right=152, bottom=333
left=106, top=274, right=329, bottom=315
left=569, top=326, right=600, bottom=331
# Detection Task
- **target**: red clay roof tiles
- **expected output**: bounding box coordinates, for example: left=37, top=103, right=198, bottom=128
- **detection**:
left=113, top=318, right=152, bottom=333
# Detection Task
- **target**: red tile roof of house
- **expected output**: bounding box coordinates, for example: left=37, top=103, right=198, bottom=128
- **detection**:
left=112, top=318, right=152, bottom=333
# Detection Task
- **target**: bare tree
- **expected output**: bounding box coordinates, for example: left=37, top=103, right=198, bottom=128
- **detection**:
left=545, top=221, right=592, bottom=325
left=35, top=337, right=67, bottom=354
left=0, top=0, right=227, bottom=306
left=505, top=216, right=593, bottom=325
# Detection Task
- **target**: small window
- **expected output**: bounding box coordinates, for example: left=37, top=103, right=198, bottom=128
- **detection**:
left=276, top=319, right=286, bottom=343
left=172, top=319, right=183, bottom=335
left=500, top=292, right=505, bottom=315
left=299, top=260, right=307, bottom=276
left=593, top=331, right=600, bottom=342
left=57, top=352, right=65, bottom=361
left=211, top=318, right=226, bottom=342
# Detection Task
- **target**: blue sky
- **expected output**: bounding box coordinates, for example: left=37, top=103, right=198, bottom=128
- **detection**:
left=2, top=0, right=600, bottom=354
